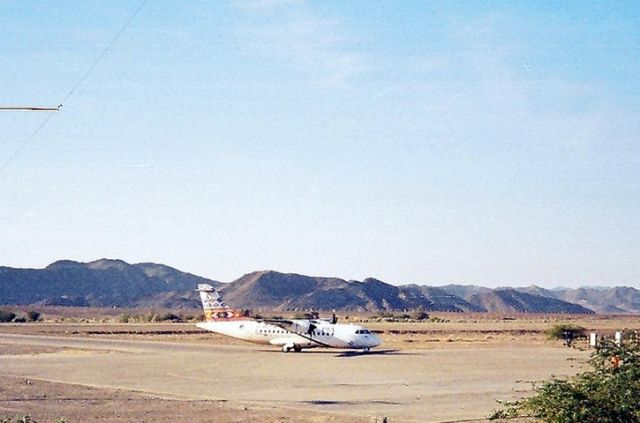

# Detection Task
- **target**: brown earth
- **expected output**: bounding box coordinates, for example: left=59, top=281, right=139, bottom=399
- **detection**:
left=0, top=375, right=370, bottom=423
left=0, top=314, right=637, bottom=423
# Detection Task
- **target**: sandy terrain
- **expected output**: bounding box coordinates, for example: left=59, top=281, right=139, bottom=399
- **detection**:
left=1, top=373, right=376, bottom=423
left=0, top=326, right=591, bottom=423
left=1, top=315, right=637, bottom=422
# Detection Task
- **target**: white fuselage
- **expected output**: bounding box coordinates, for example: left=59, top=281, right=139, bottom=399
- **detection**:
left=196, top=319, right=381, bottom=350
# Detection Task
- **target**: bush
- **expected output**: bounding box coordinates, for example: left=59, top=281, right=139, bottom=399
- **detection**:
left=27, top=311, right=41, bottom=322
left=0, top=310, right=16, bottom=323
left=13, top=317, right=27, bottom=323
left=0, top=416, right=65, bottom=423
left=490, top=339, right=640, bottom=422
left=411, top=308, right=430, bottom=321
left=1, top=416, right=37, bottom=423
left=545, top=323, right=586, bottom=341
left=156, top=312, right=182, bottom=322
left=119, top=313, right=132, bottom=323
left=188, top=313, right=205, bottom=322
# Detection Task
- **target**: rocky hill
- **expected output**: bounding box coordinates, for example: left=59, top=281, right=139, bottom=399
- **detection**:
left=1, top=259, right=637, bottom=313
left=0, top=259, right=220, bottom=308
left=469, top=289, right=593, bottom=314
left=515, top=286, right=640, bottom=314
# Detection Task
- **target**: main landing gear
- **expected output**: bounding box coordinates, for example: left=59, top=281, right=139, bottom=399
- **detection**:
left=282, top=345, right=303, bottom=353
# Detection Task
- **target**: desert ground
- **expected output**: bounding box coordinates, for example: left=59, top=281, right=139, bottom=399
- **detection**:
left=1, top=312, right=638, bottom=423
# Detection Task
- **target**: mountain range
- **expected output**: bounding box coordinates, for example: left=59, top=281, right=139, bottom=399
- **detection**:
left=1, top=259, right=638, bottom=314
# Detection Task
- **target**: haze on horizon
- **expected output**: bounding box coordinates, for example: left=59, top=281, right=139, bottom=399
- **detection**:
left=1, top=1, right=638, bottom=289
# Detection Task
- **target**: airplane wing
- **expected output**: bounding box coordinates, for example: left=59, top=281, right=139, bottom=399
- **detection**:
left=260, top=318, right=336, bottom=348
left=261, top=318, right=317, bottom=335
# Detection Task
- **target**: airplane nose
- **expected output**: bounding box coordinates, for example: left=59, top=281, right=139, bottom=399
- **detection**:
left=371, top=334, right=382, bottom=347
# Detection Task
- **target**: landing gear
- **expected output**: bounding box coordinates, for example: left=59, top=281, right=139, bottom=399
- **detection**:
left=363, top=347, right=371, bottom=353
left=282, top=344, right=303, bottom=353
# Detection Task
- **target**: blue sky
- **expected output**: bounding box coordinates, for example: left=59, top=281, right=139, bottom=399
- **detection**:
left=1, top=0, right=639, bottom=287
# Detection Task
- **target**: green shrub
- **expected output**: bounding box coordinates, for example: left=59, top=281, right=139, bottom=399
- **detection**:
left=187, top=313, right=205, bottom=322
left=0, top=310, right=16, bottom=323
left=157, top=312, right=181, bottom=322
left=119, top=313, right=132, bottom=323
left=545, top=324, right=586, bottom=341
left=1, top=416, right=37, bottom=423
left=27, top=311, right=41, bottom=322
left=490, top=339, right=640, bottom=422
left=411, top=308, right=430, bottom=321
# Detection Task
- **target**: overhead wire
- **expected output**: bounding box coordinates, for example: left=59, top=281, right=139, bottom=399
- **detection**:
left=0, top=106, right=61, bottom=111
left=0, top=0, right=149, bottom=176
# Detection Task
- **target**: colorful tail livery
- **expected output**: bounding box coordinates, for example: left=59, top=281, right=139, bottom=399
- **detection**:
left=195, top=284, right=382, bottom=353
left=197, top=284, right=244, bottom=320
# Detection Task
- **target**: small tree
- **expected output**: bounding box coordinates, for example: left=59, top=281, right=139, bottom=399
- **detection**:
left=411, top=307, right=429, bottom=321
left=490, top=338, right=640, bottom=422
left=27, top=311, right=41, bottom=322
left=0, top=310, right=16, bottom=323
left=157, top=312, right=181, bottom=322
left=544, top=324, right=586, bottom=341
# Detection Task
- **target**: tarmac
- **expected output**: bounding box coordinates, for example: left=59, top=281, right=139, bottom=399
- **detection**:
left=0, top=333, right=587, bottom=422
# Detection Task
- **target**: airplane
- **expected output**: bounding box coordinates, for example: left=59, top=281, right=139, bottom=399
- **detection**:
left=195, top=283, right=382, bottom=353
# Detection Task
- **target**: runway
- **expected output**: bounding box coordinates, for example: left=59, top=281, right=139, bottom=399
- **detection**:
left=0, top=333, right=587, bottom=422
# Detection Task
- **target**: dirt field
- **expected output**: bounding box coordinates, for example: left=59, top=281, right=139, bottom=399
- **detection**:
left=0, top=315, right=637, bottom=422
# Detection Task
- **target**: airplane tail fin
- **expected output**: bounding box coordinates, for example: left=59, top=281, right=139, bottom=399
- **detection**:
left=197, top=284, right=244, bottom=321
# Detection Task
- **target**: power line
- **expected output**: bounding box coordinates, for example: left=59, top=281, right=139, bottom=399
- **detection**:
left=0, top=106, right=61, bottom=112
left=60, top=0, right=149, bottom=105
left=0, top=0, right=149, bottom=176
